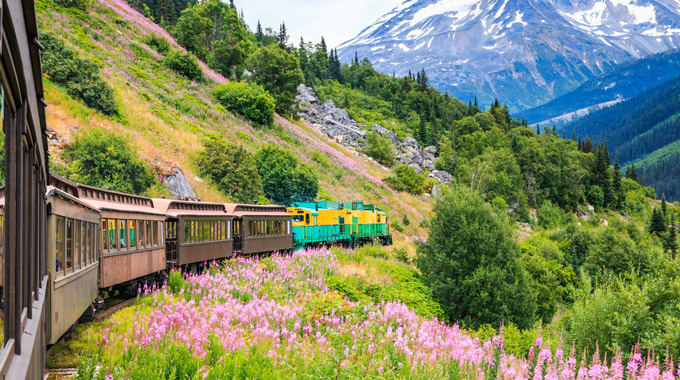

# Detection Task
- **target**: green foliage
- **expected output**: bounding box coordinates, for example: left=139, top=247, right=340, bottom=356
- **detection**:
left=195, top=138, right=262, bottom=203
left=583, top=228, right=655, bottom=282
left=383, top=165, right=428, bottom=195
left=164, top=50, right=202, bottom=81
left=55, top=0, right=89, bottom=10
left=362, top=131, right=395, bottom=167
left=402, top=214, right=410, bottom=227
left=174, top=0, right=252, bottom=78
left=246, top=45, right=304, bottom=115
left=143, top=34, right=170, bottom=55
left=536, top=201, right=567, bottom=229
left=213, top=82, right=275, bottom=126
left=649, top=207, right=668, bottom=236
left=41, top=32, right=118, bottom=116
left=393, top=246, right=410, bottom=264
left=254, top=145, right=318, bottom=205
left=434, top=136, right=456, bottom=174
left=417, top=186, right=537, bottom=328
left=62, top=129, right=156, bottom=194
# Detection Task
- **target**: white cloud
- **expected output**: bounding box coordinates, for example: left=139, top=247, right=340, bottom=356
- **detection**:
left=238, top=0, right=400, bottom=48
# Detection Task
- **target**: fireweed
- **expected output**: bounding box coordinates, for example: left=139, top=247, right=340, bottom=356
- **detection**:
left=76, top=248, right=680, bottom=379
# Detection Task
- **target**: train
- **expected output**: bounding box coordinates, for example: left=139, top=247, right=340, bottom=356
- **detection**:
left=34, top=174, right=393, bottom=346
left=287, top=201, right=392, bottom=250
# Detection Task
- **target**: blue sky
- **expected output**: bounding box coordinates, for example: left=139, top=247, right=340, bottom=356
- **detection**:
left=238, top=0, right=401, bottom=48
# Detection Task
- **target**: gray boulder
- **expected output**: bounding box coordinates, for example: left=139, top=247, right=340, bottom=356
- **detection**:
left=409, top=164, right=424, bottom=174
left=402, top=137, right=419, bottom=150
left=429, top=170, right=453, bottom=185
left=164, top=167, right=197, bottom=200
left=372, top=124, right=399, bottom=146
left=422, top=159, right=435, bottom=171
left=296, top=84, right=318, bottom=107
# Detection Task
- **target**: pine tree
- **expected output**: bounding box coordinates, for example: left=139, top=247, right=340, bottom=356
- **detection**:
left=229, top=0, right=235, bottom=9
left=583, top=137, right=594, bottom=153
left=256, top=21, right=264, bottom=43
left=649, top=208, right=668, bottom=236
left=536, top=124, right=540, bottom=135
left=629, top=164, right=638, bottom=182
left=578, top=136, right=582, bottom=151
left=278, top=22, right=289, bottom=49
left=169, top=0, right=177, bottom=25
left=354, top=52, right=359, bottom=65
left=320, top=36, right=327, bottom=54
left=667, top=214, right=678, bottom=256
left=613, top=158, right=622, bottom=210
left=511, top=133, right=520, bottom=156
left=662, top=194, right=668, bottom=217
left=419, top=69, right=429, bottom=91
left=418, top=118, right=427, bottom=144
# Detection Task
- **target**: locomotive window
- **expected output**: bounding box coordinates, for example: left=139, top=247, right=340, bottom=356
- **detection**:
left=66, top=220, right=74, bottom=270
left=146, top=221, right=152, bottom=246
left=154, top=221, right=159, bottom=246
left=292, top=215, right=303, bottom=222
left=56, top=216, right=65, bottom=274
left=377, top=214, right=381, bottom=223
left=305, top=214, right=310, bottom=225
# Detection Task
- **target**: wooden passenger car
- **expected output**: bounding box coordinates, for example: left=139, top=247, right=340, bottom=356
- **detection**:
left=0, top=1, right=51, bottom=378
left=225, top=204, right=293, bottom=256
left=152, top=199, right=233, bottom=269
left=77, top=186, right=166, bottom=290
left=45, top=182, right=100, bottom=345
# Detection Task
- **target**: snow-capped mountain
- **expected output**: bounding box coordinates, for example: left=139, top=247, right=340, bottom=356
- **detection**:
left=337, top=0, right=680, bottom=112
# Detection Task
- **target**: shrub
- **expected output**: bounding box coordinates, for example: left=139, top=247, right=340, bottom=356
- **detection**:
left=393, top=246, right=410, bottom=264
left=390, top=221, right=404, bottom=233
left=63, top=129, right=156, bottom=194
left=402, top=214, right=410, bottom=226
left=254, top=145, right=318, bottom=205
left=55, top=0, right=89, bottom=10
left=195, top=138, right=262, bottom=203
left=213, top=82, right=275, bottom=126
left=362, top=131, right=395, bottom=167
left=416, top=185, right=537, bottom=329
left=587, top=185, right=604, bottom=210
left=144, top=34, right=170, bottom=55
left=164, top=50, right=202, bottom=81
left=41, top=32, right=118, bottom=116
left=383, top=165, right=427, bottom=195
left=246, top=45, right=304, bottom=115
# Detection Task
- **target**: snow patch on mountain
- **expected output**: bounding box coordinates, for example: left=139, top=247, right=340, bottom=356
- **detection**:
left=338, top=0, right=680, bottom=112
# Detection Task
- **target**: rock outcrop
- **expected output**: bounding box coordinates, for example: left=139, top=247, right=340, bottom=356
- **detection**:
left=296, top=84, right=452, bottom=185
left=164, top=167, right=197, bottom=200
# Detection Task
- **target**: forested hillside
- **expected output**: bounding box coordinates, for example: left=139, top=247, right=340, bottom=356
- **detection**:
left=567, top=76, right=680, bottom=200
left=521, top=49, right=680, bottom=125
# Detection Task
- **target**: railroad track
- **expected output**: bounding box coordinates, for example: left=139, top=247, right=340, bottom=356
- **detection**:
left=45, top=294, right=138, bottom=378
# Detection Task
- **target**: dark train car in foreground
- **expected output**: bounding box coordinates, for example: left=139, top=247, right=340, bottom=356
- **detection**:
left=77, top=186, right=166, bottom=292
left=152, top=199, right=233, bottom=270
left=45, top=181, right=100, bottom=345
left=0, top=1, right=51, bottom=378
left=225, top=204, right=293, bottom=256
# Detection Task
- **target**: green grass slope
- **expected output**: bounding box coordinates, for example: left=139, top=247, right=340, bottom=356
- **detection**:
left=37, top=0, right=429, bottom=243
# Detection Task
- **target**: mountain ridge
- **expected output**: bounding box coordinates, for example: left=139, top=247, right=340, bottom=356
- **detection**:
left=338, top=0, right=680, bottom=112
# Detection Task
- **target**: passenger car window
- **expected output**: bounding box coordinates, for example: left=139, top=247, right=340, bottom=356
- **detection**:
left=56, top=217, right=65, bottom=273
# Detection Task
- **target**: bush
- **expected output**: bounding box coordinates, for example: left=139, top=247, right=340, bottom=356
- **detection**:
left=416, top=186, right=537, bottom=328
left=246, top=45, right=304, bottom=115
left=144, top=34, right=170, bottom=55
left=254, top=145, right=318, bottom=205
left=63, top=129, right=155, bottom=194
left=362, top=131, right=395, bottom=167
left=55, top=0, right=89, bottom=10
left=164, top=50, right=202, bottom=81
left=393, top=246, right=410, bottom=264
left=195, top=138, right=262, bottom=203
left=383, top=165, right=427, bottom=195
left=213, top=82, right=275, bottom=126
left=41, top=32, right=118, bottom=116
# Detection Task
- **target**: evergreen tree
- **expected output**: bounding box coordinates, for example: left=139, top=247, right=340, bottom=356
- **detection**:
left=667, top=214, right=678, bottom=256
left=319, top=36, right=327, bottom=54
left=649, top=208, right=668, bottom=236
left=582, top=137, right=594, bottom=153
left=629, top=164, right=638, bottom=182
left=419, top=68, right=429, bottom=91
left=613, top=158, right=622, bottom=209
left=229, top=0, right=235, bottom=9
left=354, top=51, right=359, bottom=65
left=662, top=194, right=668, bottom=217
left=169, top=0, right=177, bottom=25
left=418, top=118, right=427, bottom=144
left=278, top=22, right=289, bottom=49
left=511, top=133, right=520, bottom=156
left=536, top=124, right=540, bottom=135
left=256, top=20, right=263, bottom=43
